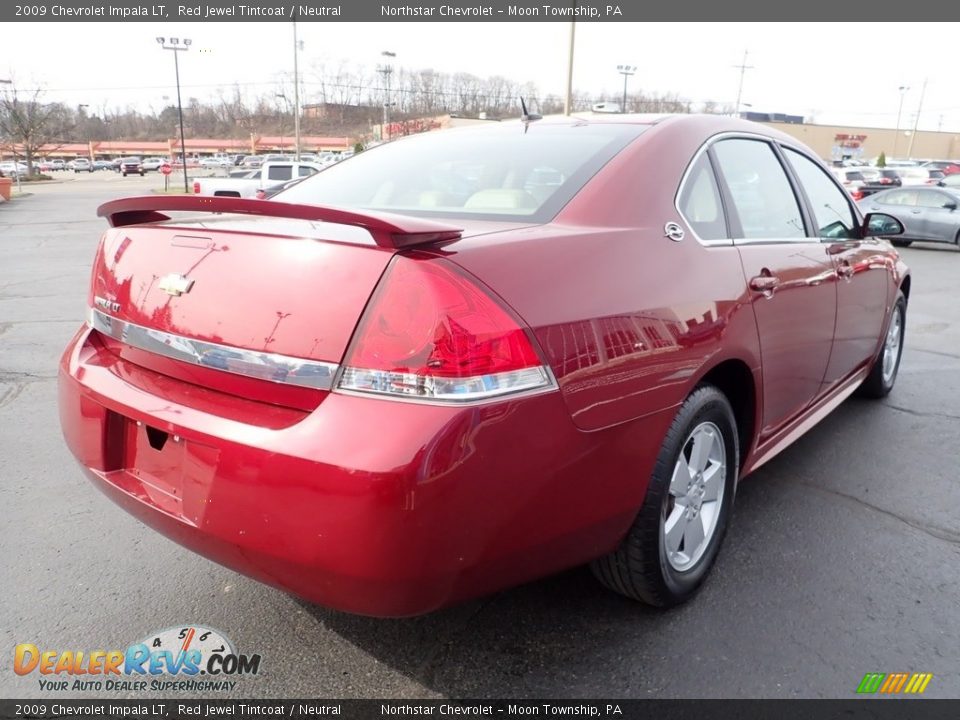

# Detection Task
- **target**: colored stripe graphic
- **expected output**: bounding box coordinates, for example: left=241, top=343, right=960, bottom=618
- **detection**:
left=857, top=673, right=886, bottom=694
left=857, top=672, right=932, bottom=694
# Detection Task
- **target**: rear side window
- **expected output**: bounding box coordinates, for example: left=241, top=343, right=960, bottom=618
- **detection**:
left=678, top=153, right=727, bottom=241
left=879, top=190, right=918, bottom=206
left=712, top=139, right=805, bottom=239
left=298, top=166, right=317, bottom=178
left=916, top=191, right=957, bottom=209
left=784, top=148, right=857, bottom=239
left=268, top=165, right=293, bottom=181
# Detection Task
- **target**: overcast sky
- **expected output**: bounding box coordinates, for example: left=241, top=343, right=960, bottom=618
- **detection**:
left=3, top=22, right=959, bottom=132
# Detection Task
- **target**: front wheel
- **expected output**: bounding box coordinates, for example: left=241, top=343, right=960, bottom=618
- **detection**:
left=891, top=240, right=913, bottom=248
left=859, top=291, right=906, bottom=398
left=591, top=384, right=738, bottom=607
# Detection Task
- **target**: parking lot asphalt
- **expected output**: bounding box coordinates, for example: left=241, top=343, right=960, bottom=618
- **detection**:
left=2, top=174, right=960, bottom=699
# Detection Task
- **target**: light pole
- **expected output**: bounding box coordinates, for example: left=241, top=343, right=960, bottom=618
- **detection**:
left=617, top=65, right=636, bottom=114
left=292, top=22, right=301, bottom=160
left=892, top=85, right=909, bottom=159
left=906, top=78, right=928, bottom=161
left=377, top=51, right=396, bottom=141
left=156, top=36, right=192, bottom=193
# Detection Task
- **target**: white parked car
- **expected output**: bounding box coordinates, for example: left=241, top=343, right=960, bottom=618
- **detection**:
left=829, top=167, right=866, bottom=198
left=141, top=158, right=166, bottom=172
left=70, top=158, right=93, bottom=172
left=0, top=161, right=28, bottom=176
left=895, top=167, right=946, bottom=186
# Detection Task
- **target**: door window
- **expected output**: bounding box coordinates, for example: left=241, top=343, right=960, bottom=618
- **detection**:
left=712, top=139, right=805, bottom=239
left=783, top=148, right=858, bottom=239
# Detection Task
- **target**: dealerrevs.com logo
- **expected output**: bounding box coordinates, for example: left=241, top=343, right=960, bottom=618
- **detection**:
left=14, top=625, right=261, bottom=693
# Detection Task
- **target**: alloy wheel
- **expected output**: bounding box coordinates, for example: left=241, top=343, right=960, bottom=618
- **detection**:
left=662, top=421, right=727, bottom=572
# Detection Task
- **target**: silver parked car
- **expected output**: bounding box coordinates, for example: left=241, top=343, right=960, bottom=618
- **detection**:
left=859, top=187, right=960, bottom=247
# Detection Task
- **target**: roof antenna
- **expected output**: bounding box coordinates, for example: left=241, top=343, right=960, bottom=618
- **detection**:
left=520, top=97, right=542, bottom=133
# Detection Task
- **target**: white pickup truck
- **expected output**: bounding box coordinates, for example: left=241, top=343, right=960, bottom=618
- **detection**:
left=192, top=161, right=323, bottom=198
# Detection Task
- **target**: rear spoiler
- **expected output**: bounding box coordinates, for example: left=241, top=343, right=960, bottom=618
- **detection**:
left=96, top=195, right=463, bottom=250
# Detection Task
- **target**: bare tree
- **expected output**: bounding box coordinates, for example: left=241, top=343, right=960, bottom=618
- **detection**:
left=0, top=83, right=71, bottom=175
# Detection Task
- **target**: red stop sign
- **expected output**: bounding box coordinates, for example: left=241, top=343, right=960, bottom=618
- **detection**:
left=160, top=163, right=172, bottom=176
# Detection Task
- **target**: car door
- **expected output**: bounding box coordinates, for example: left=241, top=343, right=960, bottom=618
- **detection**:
left=711, top=137, right=838, bottom=440
left=782, top=147, right=889, bottom=387
left=914, top=189, right=960, bottom=244
left=863, top=189, right=922, bottom=239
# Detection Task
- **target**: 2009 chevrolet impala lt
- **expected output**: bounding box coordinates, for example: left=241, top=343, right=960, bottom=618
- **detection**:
left=59, top=114, right=910, bottom=616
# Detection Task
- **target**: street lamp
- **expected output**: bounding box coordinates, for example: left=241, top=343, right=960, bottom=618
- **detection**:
left=616, top=64, right=636, bottom=114
left=156, top=36, right=192, bottom=193
left=893, top=85, right=909, bottom=159
left=378, top=51, right=396, bottom=140
left=291, top=22, right=301, bottom=160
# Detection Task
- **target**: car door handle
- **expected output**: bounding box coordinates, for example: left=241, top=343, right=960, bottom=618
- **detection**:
left=910, top=210, right=922, bottom=214
left=749, top=274, right=779, bottom=292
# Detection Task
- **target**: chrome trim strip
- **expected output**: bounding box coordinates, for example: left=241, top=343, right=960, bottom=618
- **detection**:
left=88, top=308, right=338, bottom=391
left=336, top=364, right=558, bottom=404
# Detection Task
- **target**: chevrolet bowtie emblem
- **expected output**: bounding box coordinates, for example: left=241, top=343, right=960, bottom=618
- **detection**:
left=158, top=273, right=195, bottom=296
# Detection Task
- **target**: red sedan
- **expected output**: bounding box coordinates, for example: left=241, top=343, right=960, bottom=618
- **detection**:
left=59, top=115, right=910, bottom=616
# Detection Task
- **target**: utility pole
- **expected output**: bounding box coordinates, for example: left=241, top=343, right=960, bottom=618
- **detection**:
left=564, top=22, right=575, bottom=115
left=906, top=78, right=927, bottom=160
left=893, top=85, right=909, bottom=158
left=733, top=50, right=753, bottom=118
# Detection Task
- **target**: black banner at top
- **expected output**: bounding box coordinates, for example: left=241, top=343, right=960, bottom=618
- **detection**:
left=3, top=0, right=958, bottom=22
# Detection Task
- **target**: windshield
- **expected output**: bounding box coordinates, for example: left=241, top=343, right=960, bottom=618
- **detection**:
left=275, top=122, right=647, bottom=223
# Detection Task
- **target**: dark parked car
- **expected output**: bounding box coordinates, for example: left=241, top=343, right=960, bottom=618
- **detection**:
left=859, top=186, right=960, bottom=247
left=120, top=157, right=145, bottom=177
left=858, top=168, right=902, bottom=197
left=60, top=115, right=910, bottom=617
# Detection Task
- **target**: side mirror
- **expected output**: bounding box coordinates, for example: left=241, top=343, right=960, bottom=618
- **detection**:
left=944, top=201, right=958, bottom=211
left=862, top=212, right=904, bottom=237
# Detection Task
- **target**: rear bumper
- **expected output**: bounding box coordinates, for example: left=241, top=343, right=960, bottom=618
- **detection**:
left=59, top=325, right=672, bottom=616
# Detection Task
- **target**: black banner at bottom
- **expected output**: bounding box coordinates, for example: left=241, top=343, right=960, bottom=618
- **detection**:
left=3, top=699, right=960, bottom=720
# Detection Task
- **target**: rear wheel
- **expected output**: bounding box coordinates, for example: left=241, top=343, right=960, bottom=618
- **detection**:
left=859, top=291, right=906, bottom=398
left=592, top=384, right=738, bottom=607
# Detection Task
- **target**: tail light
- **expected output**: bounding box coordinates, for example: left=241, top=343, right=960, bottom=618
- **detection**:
left=337, top=255, right=555, bottom=402
left=851, top=190, right=864, bottom=201
left=192, top=181, right=200, bottom=194
left=879, top=177, right=892, bottom=185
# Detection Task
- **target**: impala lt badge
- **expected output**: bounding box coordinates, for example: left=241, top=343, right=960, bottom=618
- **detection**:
left=93, top=296, right=121, bottom=313
left=158, top=273, right=195, bottom=297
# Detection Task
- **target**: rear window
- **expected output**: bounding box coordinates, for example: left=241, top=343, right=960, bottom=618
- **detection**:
left=275, top=122, right=647, bottom=223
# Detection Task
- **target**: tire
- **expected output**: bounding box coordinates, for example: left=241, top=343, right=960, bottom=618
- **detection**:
left=122, top=172, right=127, bottom=177
left=858, top=291, right=906, bottom=399
left=592, top=384, right=739, bottom=607
left=139, top=171, right=144, bottom=176
left=891, top=240, right=912, bottom=247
